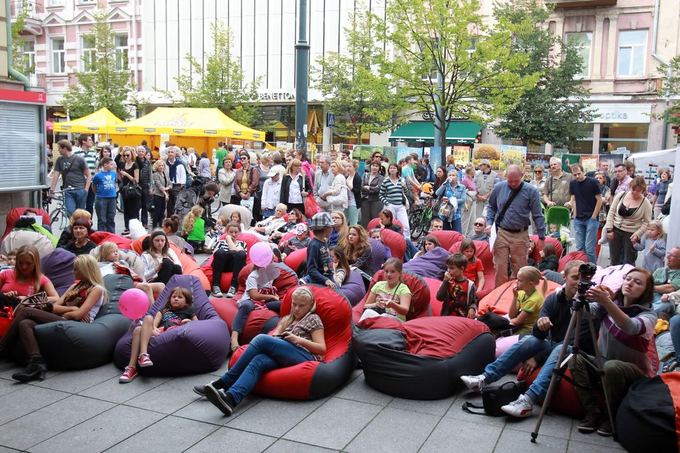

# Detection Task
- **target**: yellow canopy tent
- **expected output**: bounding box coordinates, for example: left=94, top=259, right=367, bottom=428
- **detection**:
left=52, top=108, right=124, bottom=134
left=110, top=107, right=265, bottom=141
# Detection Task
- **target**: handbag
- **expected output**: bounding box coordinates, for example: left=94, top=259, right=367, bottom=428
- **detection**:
left=462, top=381, right=525, bottom=416
left=121, top=183, right=142, bottom=200
left=14, top=291, right=51, bottom=313
left=477, top=311, right=517, bottom=337
left=305, top=195, right=322, bottom=218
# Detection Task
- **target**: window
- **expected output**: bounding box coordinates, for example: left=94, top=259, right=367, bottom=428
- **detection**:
left=51, top=38, right=65, bottom=74
left=21, top=40, right=35, bottom=74
left=81, top=35, right=96, bottom=72
left=47, top=0, right=64, bottom=6
left=114, top=35, right=129, bottom=70
left=599, top=123, right=648, bottom=154
left=566, top=32, right=592, bottom=78
left=617, top=30, right=647, bottom=77
left=78, top=0, right=96, bottom=4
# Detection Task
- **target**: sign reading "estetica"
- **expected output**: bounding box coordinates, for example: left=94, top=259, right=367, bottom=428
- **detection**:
left=591, top=103, right=652, bottom=123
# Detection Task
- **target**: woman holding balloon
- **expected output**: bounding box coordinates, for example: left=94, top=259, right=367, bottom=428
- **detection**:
left=0, top=255, right=106, bottom=382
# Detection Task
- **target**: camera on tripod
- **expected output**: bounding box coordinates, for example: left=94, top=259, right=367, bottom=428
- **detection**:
left=573, top=263, right=598, bottom=310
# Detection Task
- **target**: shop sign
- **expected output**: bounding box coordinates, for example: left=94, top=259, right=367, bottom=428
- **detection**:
left=253, top=91, right=296, bottom=102
left=591, top=103, right=651, bottom=123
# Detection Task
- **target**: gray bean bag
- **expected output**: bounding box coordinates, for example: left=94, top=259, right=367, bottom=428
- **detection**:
left=11, top=274, right=133, bottom=369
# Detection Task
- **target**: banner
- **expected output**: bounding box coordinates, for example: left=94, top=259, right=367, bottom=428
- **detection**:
left=500, top=144, right=527, bottom=168
left=472, top=144, right=502, bottom=170
left=452, top=145, right=471, bottom=166
left=580, top=155, right=598, bottom=173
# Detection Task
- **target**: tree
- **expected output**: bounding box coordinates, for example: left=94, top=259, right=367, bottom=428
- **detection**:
left=10, top=0, right=33, bottom=77
left=315, top=9, right=407, bottom=144
left=377, top=0, right=540, bottom=163
left=61, top=11, right=133, bottom=120
left=171, top=21, right=260, bottom=126
left=658, top=55, right=680, bottom=131
left=493, top=0, right=594, bottom=148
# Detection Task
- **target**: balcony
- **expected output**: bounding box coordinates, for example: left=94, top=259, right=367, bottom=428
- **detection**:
left=547, top=0, right=617, bottom=8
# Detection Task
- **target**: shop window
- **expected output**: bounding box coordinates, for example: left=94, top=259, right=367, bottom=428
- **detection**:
left=617, top=30, right=647, bottom=77
left=566, top=32, right=592, bottom=78
left=599, top=123, right=648, bottom=154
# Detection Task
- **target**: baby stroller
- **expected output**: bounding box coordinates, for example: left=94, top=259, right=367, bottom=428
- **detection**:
left=544, top=206, right=571, bottom=255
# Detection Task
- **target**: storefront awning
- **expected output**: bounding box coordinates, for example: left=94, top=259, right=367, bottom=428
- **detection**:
left=390, top=121, right=482, bottom=141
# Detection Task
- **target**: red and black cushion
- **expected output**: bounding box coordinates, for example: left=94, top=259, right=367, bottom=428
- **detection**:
left=352, top=270, right=431, bottom=323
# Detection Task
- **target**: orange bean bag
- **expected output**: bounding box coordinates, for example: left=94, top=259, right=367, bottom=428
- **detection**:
left=558, top=251, right=589, bottom=272
left=449, top=240, right=494, bottom=298
left=90, top=231, right=132, bottom=250
left=352, top=270, right=431, bottom=323
left=380, top=228, right=406, bottom=260
left=477, top=279, right=561, bottom=316
left=283, top=247, right=307, bottom=274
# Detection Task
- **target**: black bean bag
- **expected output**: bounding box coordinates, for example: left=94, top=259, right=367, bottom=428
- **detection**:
left=11, top=274, right=133, bottom=369
left=616, top=373, right=680, bottom=453
left=353, top=316, right=495, bottom=399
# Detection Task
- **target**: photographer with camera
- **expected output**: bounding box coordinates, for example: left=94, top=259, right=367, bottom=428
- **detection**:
left=461, top=261, right=594, bottom=401
left=566, top=268, right=657, bottom=436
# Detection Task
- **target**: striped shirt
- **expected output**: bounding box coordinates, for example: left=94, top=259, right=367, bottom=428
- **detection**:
left=379, top=177, right=406, bottom=206
left=75, top=150, right=97, bottom=174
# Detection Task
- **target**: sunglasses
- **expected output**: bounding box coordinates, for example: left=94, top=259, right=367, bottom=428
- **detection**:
left=535, top=170, right=542, bottom=174
left=474, top=222, right=484, bottom=226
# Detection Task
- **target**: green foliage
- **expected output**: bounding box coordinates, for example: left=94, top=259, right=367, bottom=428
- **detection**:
left=658, top=55, right=680, bottom=127
left=493, top=0, right=594, bottom=147
left=377, top=0, right=540, bottom=151
left=171, top=21, right=260, bottom=126
left=61, top=11, right=133, bottom=120
left=10, top=0, right=33, bottom=77
left=315, top=9, right=407, bottom=143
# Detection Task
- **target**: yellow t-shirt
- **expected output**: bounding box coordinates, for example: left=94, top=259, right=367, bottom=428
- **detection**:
left=515, top=289, right=544, bottom=335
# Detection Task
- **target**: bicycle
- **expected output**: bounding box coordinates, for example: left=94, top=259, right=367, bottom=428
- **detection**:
left=46, top=190, right=68, bottom=230
left=408, top=192, right=437, bottom=241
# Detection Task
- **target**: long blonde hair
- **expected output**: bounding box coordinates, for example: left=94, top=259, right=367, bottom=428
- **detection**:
left=74, top=254, right=104, bottom=287
left=14, top=245, right=43, bottom=292
left=278, top=287, right=316, bottom=332
left=182, top=205, right=204, bottom=233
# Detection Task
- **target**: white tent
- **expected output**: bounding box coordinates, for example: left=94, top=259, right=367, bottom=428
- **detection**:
left=626, top=148, right=677, bottom=171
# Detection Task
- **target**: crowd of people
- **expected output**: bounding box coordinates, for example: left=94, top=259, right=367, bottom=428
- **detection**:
left=3, top=135, right=678, bottom=433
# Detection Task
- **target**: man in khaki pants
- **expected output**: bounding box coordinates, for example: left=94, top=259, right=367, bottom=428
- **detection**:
left=486, top=165, right=546, bottom=286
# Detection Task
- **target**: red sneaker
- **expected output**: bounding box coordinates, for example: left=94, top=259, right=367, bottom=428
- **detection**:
left=119, top=366, right=138, bottom=383
left=137, top=353, right=153, bottom=368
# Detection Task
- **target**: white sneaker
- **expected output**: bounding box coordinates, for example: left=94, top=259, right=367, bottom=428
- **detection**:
left=501, top=394, right=534, bottom=418
left=460, top=374, right=486, bottom=392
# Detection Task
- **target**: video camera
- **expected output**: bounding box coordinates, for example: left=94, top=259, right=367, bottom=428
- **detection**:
left=573, top=262, right=597, bottom=310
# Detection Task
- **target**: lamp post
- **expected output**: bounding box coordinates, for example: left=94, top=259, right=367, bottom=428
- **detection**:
left=295, top=0, right=309, bottom=152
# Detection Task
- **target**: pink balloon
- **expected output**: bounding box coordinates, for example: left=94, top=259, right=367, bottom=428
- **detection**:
left=119, top=288, right=150, bottom=320
left=250, top=242, right=273, bottom=267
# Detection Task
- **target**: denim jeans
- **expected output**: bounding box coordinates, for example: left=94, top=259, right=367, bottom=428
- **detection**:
left=232, top=299, right=281, bottom=333
left=669, top=314, right=680, bottom=356
left=220, top=334, right=314, bottom=405
left=573, top=217, right=599, bottom=263
left=483, top=335, right=553, bottom=383
left=95, top=197, right=117, bottom=233
left=86, top=186, right=96, bottom=215
left=64, top=188, right=87, bottom=219
left=526, top=343, right=568, bottom=404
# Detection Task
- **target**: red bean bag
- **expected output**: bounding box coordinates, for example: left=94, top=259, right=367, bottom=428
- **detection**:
left=449, top=240, right=495, bottom=298
left=423, top=277, right=443, bottom=316
left=558, top=251, right=589, bottom=272
left=210, top=263, right=299, bottom=344
left=530, top=235, right=562, bottom=263
left=283, top=247, right=307, bottom=274
left=518, top=367, right=586, bottom=418
left=477, top=279, right=561, bottom=316
left=367, top=217, right=403, bottom=232
left=3, top=207, right=51, bottom=240
left=90, top=231, right=132, bottom=250
left=430, top=230, right=464, bottom=251
left=229, top=285, right=355, bottom=400
left=352, top=270, right=431, bottom=323
left=201, top=233, right=263, bottom=287
left=380, top=228, right=406, bottom=260
left=353, top=316, right=495, bottom=399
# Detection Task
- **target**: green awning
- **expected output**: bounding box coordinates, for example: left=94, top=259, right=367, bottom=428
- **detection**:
left=389, top=121, right=482, bottom=141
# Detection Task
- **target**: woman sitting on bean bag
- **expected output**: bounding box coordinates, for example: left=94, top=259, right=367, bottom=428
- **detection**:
left=0, top=245, right=59, bottom=307
left=338, top=225, right=373, bottom=274
left=210, top=222, right=248, bottom=298
left=196, top=286, right=326, bottom=416
left=61, top=217, right=96, bottom=256
left=0, top=255, right=106, bottom=382
left=56, top=209, right=92, bottom=248
left=141, top=230, right=183, bottom=286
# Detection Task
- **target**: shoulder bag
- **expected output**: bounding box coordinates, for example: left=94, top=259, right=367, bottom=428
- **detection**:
left=461, top=381, right=525, bottom=416
left=494, top=182, right=524, bottom=230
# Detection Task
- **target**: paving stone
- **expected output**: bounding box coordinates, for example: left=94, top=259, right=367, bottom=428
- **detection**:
left=0, top=385, right=68, bottom=425
left=387, top=395, right=456, bottom=416
left=0, top=446, right=22, bottom=452
left=503, top=412, right=574, bottom=440
left=33, top=363, right=120, bottom=393
left=569, top=422, right=625, bottom=450
left=495, top=428, right=568, bottom=453
left=0, top=378, right=21, bottom=398
left=264, top=439, right=339, bottom=453
left=227, top=398, right=326, bottom=437
left=106, top=416, right=217, bottom=453
left=444, top=394, right=507, bottom=428
left=567, top=440, right=625, bottom=453
left=29, top=405, right=164, bottom=453
left=334, top=376, right=393, bottom=406
left=173, top=395, right=260, bottom=426
left=0, top=395, right=113, bottom=450
left=420, top=416, right=502, bottom=453
left=124, top=374, right=212, bottom=414
left=184, top=427, right=275, bottom=453
left=345, top=406, right=439, bottom=452
left=79, top=375, right=171, bottom=404
left=284, top=398, right=382, bottom=450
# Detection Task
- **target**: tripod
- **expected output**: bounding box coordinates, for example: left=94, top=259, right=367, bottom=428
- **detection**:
left=530, top=299, right=615, bottom=443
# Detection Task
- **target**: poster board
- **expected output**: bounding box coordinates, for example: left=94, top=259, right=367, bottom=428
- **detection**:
left=472, top=144, right=502, bottom=169
left=580, top=155, right=598, bottom=173
left=500, top=144, right=527, bottom=168
left=452, top=145, right=471, bottom=165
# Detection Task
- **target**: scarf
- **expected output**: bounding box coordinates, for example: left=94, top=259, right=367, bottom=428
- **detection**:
left=167, top=159, right=180, bottom=182
left=62, top=280, right=96, bottom=323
